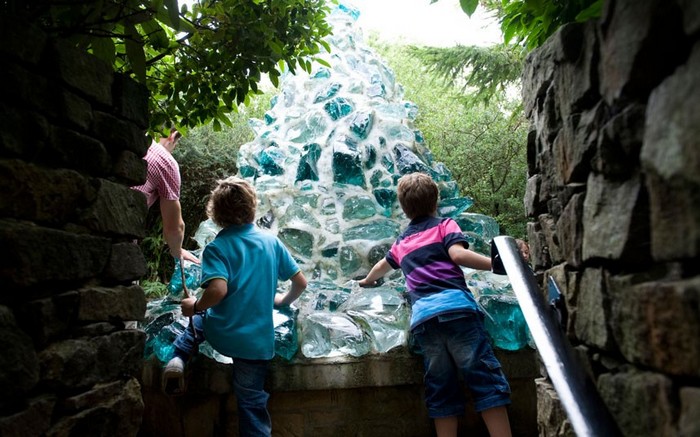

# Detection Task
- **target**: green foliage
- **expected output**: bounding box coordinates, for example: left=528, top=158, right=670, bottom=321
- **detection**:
left=431, top=0, right=603, bottom=50
left=6, top=0, right=334, bottom=132
left=372, top=41, right=529, bottom=238
left=409, top=44, right=525, bottom=104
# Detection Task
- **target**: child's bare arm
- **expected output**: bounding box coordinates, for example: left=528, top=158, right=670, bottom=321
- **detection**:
left=275, top=271, right=308, bottom=307
left=448, top=243, right=492, bottom=270
left=358, top=258, right=392, bottom=287
left=181, top=278, right=227, bottom=316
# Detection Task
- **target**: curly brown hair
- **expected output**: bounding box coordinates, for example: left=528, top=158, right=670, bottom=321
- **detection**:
left=206, top=176, right=257, bottom=228
left=397, top=172, right=439, bottom=220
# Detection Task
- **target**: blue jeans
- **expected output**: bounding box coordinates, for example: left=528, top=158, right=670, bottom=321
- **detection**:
left=173, top=314, right=272, bottom=437
left=412, top=312, right=511, bottom=417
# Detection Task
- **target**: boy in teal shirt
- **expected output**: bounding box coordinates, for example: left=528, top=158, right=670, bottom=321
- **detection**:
left=164, top=176, right=307, bottom=437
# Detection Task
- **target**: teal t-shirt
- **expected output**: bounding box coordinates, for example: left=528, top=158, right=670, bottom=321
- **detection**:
left=200, top=223, right=300, bottom=360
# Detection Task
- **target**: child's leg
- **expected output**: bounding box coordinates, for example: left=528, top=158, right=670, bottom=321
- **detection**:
left=172, top=313, right=205, bottom=360
left=434, top=416, right=459, bottom=437
left=232, top=358, right=272, bottom=437
left=481, top=406, right=511, bottom=437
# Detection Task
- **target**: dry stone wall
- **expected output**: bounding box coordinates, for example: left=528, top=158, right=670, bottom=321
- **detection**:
left=0, top=20, right=149, bottom=436
left=522, top=0, right=700, bottom=435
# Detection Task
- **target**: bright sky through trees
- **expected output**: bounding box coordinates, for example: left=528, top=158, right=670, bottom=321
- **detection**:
left=349, top=0, right=502, bottom=47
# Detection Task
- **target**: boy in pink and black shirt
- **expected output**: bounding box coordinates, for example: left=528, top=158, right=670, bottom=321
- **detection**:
left=359, top=172, right=512, bottom=437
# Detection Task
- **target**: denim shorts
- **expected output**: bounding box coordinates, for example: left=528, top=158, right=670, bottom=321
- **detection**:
left=412, top=312, right=511, bottom=417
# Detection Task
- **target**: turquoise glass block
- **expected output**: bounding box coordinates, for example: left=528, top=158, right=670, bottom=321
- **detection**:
left=300, top=312, right=371, bottom=358
left=314, top=82, right=342, bottom=103
left=381, top=153, right=395, bottom=173
left=288, top=112, right=328, bottom=144
left=463, top=231, right=491, bottom=256
left=270, top=95, right=278, bottom=108
left=456, top=212, right=500, bottom=242
left=373, top=188, right=396, bottom=211
left=438, top=180, right=460, bottom=200
left=264, top=112, right=276, bottom=125
left=293, top=192, right=319, bottom=208
left=433, top=162, right=453, bottom=182
left=312, top=67, right=331, bottom=79
left=323, top=97, right=353, bottom=120
left=348, top=111, right=374, bottom=139
left=273, top=306, right=298, bottom=361
left=278, top=228, right=314, bottom=258
left=343, top=219, right=399, bottom=241
left=332, top=138, right=366, bottom=188
left=367, top=243, right=391, bottom=265
left=342, top=195, right=377, bottom=220
left=296, top=143, right=322, bottom=182
left=370, top=169, right=383, bottom=187
left=364, top=145, right=377, bottom=169
left=393, top=143, right=432, bottom=175
left=167, top=258, right=202, bottom=296
left=321, top=242, right=339, bottom=257
left=404, top=102, right=418, bottom=120
left=437, top=196, right=474, bottom=218
left=414, top=130, right=424, bottom=143
left=281, top=204, right=320, bottom=228
left=367, top=74, right=386, bottom=97
left=339, top=246, right=362, bottom=276
left=256, top=147, right=285, bottom=176
left=479, top=294, right=530, bottom=351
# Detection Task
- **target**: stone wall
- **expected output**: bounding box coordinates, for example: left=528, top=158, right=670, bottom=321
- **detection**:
left=522, top=0, right=700, bottom=435
left=0, top=21, right=150, bottom=436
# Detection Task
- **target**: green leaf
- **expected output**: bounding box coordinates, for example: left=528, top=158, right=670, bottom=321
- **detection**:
left=575, top=0, right=603, bottom=22
left=163, top=0, right=181, bottom=30
left=459, top=0, right=479, bottom=16
left=124, top=23, right=146, bottom=83
left=91, top=36, right=115, bottom=65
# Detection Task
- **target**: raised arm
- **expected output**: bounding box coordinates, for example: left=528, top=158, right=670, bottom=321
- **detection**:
left=274, top=271, right=308, bottom=307
left=160, top=198, right=200, bottom=264
left=448, top=243, right=492, bottom=271
left=358, top=258, right=392, bottom=287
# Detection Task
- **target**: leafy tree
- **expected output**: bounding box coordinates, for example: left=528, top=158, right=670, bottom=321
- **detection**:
left=5, top=0, right=334, bottom=132
left=435, top=0, right=603, bottom=50
left=372, top=40, right=529, bottom=237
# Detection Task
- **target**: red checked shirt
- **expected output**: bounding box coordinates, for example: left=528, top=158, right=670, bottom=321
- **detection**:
left=132, top=141, right=181, bottom=208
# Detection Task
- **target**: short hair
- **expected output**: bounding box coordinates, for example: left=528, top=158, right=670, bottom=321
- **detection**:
left=206, top=177, right=257, bottom=228
left=397, top=172, right=439, bottom=219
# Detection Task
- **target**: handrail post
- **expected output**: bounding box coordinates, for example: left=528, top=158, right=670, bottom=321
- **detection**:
left=493, top=236, right=621, bottom=437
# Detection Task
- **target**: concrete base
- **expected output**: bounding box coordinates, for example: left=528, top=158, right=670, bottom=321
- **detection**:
left=139, top=347, right=538, bottom=436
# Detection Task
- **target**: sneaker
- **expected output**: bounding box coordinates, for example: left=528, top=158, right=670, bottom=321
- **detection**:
left=162, top=357, right=186, bottom=395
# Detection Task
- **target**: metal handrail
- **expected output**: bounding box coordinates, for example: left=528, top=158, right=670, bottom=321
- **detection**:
left=493, top=236, right=621, bottom=437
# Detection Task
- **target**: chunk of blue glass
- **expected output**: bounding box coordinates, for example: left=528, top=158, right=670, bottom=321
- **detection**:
left=341, top=287, right=409, bottom=353
left=370, top=169, right=383, bottom=187
left=167, top=258, right=202, bottom=296
left=339, top=245, right=362, bottom=276
left=264, top=112, right=276, bottom=125
left=456, top=213, right=500, bottom=242
left=343, top=219, right=400, bottom=241
left=293, top=192, right=319, bottom=209
left=337, top=3, right=361, bottom=21
left=273, top=306, right=299, bottom=361
left=269, top=95, right=278, bottom=108
left=479, top=293, right=530, bottom=351
left=278, top=228, right=314, bottom=258
left=364, top=145, right=377, bottom=169
left=300, top=312, right=371, bottom=358
left=288, top=112, right=328, bottom=144
left=257, top=210, right=275, bottom=229
left=343, top=195, right=377, bottom=220
left=348, top=111, right=374, bottom=139
left=438, top=180, right=460, bottom=200
left=393, top=143, right=432, bottom=175
left=281, top=204, right=320, bottom=228
left=321, top=242, right=339, bottom=257
left=367, top=243, right=391, bottom=266
left=404, top=102, right=418, bottom=120
left=329, top=289, right=351, bottom=311
left=321, top=198, right=337, bottom=215
left=437, top=196, right=474, bottom=218
left=256, top=146, right=285, bottom=176
left=463, top=231, right=491, bottom=256
left=381, top=153, right=395, bottom=173
left=433, top=162, right=453, bottom=182
left=373, top=188, right=396, bottom=211
left=314, top=82, right=342, bottom=103
left=323, top=97, right=353, bottom=120
left=414, top=130, right=424, bottom=143
left=312, top=67, right=331, bottom=79
left=367, top=74, right=386, bottom=97
left=332, top=137, right=366, bottom=188
left=296, top=143, right=322, bottom=182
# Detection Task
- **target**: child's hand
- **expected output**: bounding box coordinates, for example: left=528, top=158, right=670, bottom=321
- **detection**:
left=358, top=278, right=375, bottom=288
left=181, top=296, right=197, bottom=317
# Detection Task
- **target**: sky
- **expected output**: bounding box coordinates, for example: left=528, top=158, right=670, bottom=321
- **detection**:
left=347, top=0, right=503, bottom=47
